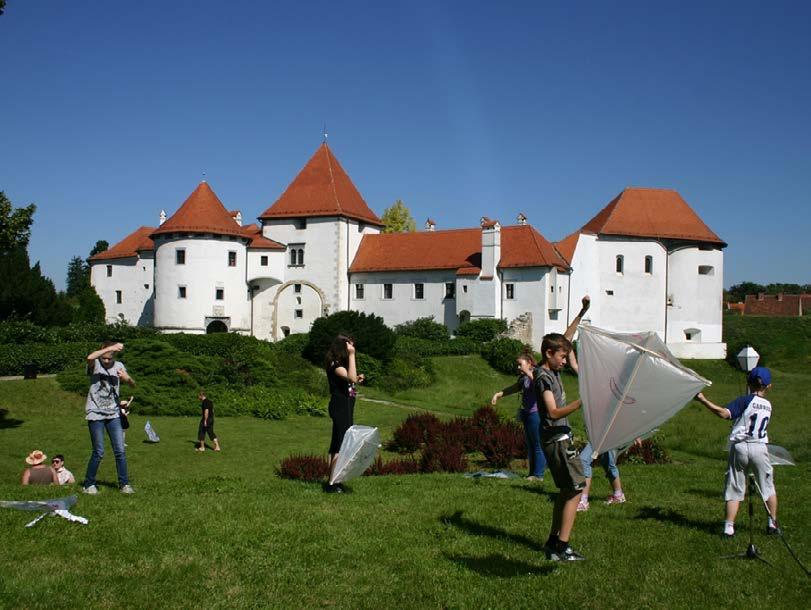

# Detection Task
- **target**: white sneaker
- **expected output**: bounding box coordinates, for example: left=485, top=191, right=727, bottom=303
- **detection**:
left=82, top=485, right=99, bottom=495
left=120, top=484, right=136, bottom=494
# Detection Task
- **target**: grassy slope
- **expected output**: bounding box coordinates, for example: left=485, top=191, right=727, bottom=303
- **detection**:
left=1, top=317, right=809, bottom=608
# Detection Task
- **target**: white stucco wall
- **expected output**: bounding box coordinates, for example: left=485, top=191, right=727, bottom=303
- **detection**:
left=90, top=254, right=154, bottom=325
left=666, top=245, right=724, bottom=346
left=349, top=270, right=459, bottom=330
left=566, top=233, right=600, bottom=329
left=501, top=267, right=570, bottom=347
left=153, top=235, right=250, bottom=333
left=247, top=249, right=285, bottom=284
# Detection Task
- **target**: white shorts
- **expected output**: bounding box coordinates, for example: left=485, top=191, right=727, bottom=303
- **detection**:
left=724, top=442, right=775, bottom=502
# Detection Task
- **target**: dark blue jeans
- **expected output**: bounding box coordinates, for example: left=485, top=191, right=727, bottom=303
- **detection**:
left=521, top=409, right=546, bottom=477
left=84, top=417, right=129, bottom=488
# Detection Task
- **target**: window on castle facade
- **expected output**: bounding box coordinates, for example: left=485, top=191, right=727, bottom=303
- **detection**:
left=260, top=255, right=268, bottom=266
left=414, top=283, right=424, bottom=300
left=294, top=309, right=303, bottom=319
left=445, top=282, right=455, bottom=299
left=288, top=246, right=305, bottom=267
left=294, top=283, right=302, bottom=293
left=106, top=265, right=112, bottom=277
left=215, top=288, right=224, bottom=300
left=615, top=255, right=624, bottom=274
left=115, top=290, right=122, bottom=304
left=645, top=255, right=653, bottom=274
left=295, top=218, right=307, bottom=230
left=178, top=286, right=187, bottom=299
left=506, top=283, right=515, bottom=300
left=383, top=284, right=393, bottom=300
left=176, top=249, right=186, bottom=265
left=228, top=251, right=237, bottom=267
left=355, top=284, right=365, bottom=300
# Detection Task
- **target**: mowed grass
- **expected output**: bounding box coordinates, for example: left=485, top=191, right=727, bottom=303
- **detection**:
left=1, top=350, right=810, bottom=608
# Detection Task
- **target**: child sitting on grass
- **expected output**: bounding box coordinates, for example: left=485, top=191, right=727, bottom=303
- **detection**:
left=694, top=366, right=779, bottom=537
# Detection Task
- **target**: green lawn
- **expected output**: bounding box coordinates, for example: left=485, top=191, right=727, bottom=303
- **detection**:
left=1, top=351, right=809, bottom=608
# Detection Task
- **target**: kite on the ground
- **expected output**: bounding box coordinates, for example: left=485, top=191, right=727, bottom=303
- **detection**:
left=0, top=495, right=88, bottom=527
left=577, top=324, right=711, bottom=455
left=330, top=425, right=381, bottom=485
left=768, top=445, right=795, bottom=466
left=145, top=419, right=160, bottom=442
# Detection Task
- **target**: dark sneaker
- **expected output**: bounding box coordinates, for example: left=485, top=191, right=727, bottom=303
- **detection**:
left=324, top=484, right=343, bottom=494
left=557, top=545, right=586, bottom=561
left=766, top=525, right=782, bottom=536
left=543, top=544, right=560, bottom=561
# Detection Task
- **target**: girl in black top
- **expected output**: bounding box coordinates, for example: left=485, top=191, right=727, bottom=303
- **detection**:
left=196, top=389, right=220, bottom=452
left=325, top=334, right=364, bottom=492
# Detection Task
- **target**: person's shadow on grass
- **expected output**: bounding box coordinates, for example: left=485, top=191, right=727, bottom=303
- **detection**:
left=440, top=510, right=544, bottom=552
left=443, top=552, right=556, bottom=577
left=634, top=506, right=718, bottom=535
left=0, top=408, right=23, bottom=429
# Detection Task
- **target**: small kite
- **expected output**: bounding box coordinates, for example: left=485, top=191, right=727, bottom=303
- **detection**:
left=330, top=425, right=381, bottom=485
left=0, top=495, right=88, bottom=527
left=145, top=419, right=160, bottom=443
left=578, top=324, right=711, bottom=455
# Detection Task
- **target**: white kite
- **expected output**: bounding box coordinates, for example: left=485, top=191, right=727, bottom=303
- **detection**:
left=145, top=419, right=160, bottom=443
left=578, top=324, right=710, bottom=455
left=330, top=425, right=381, bottom=485
left=0, top=495, right=88, bottom=527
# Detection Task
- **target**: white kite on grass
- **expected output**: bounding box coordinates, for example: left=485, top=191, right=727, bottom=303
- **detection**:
left=330, top=426, right=381, bottom=485
left=577, top=324, right=711, bottom=455
left=145, top=419, right=160, bottom=443
left=0, top=495, right=88, bottom=527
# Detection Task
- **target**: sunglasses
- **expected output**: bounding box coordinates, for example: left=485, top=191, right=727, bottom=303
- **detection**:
left=51, top=459, right=62, bottom=464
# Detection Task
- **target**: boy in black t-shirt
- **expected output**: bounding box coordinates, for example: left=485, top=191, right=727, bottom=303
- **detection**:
left=196, top=390, right=220, bottom=452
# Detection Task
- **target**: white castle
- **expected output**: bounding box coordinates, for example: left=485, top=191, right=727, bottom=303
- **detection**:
left=89, top=143, right=727, bottom=358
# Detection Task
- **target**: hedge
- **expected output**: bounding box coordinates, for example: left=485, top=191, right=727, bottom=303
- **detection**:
left=480, top=337, right=529, bottom=375
left=0, top=341, right=96, bottom=376
left=455, top=318, right=507, bottom=342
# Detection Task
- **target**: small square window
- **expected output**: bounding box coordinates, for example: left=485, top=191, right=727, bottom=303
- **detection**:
left=115, top=290, right=122, bottom=304
left=294, top=309, right=303, bottom=319
left=606, top=290, right=614, bottom=296
left=383, top=284, right=393, bottom=300
left=445, top=282, right=455, bottom=299
left=144, top=284, right=149, bottom=290
left=260, top=255, right=268, bottom=266
left=294, top=284, right=302, bottom=293
left=178, top=286, right=187, bottom=299
left=506, top=284, right=515, bottom=300
left=355, top=284, right=365, bottom=300
left=228, top=251, right=237, bottom=267
left=215, top=288, right=224, bottom=300
left=414, top=283, right=424, bottom=300
left=698, top=265, right=714, bottom=276
left=176, top=249, right=186, bottom=265
left=106, top=265, right=112, bottom=277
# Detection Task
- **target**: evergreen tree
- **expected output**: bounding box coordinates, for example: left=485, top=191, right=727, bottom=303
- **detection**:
left=75, top=286, right=106, bottom=324
left=0, top=191, right=36, bottom=253
left=381, top=200, right=416, bottom=234
left=88, top=240, right=109, bottom=260
left=66, top=256, right=89, bottom=297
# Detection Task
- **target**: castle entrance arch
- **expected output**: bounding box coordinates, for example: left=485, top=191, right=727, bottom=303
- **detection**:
left=271, top=280, right=329, bottom=340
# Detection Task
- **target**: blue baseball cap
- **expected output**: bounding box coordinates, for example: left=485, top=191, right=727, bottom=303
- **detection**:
left=748, top=366, right=772, bottom=387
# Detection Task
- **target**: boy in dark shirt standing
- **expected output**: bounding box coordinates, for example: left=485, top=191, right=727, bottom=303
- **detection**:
left=196, top=390, right=221, bottom=452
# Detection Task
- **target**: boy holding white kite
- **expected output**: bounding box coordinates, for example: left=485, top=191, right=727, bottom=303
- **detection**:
left=694, top=366, right=779, bottom=537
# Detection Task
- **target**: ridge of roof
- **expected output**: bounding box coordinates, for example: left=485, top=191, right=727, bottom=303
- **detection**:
left=259, top=143, right=384, bottom=226
left=89, top=226, right=155, bottom=261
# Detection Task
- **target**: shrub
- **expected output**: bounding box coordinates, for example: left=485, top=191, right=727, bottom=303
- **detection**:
left=394, top=336, right=479, bottom=357
left=304, top=310, right=396, bottom=364
left=617, top=435, right=672, bottom=465
left=355, top=353, right=383, bottom=387
left=455, top=318, right=507, bottom=343
left=0, top=320, right=52, bottom=344
left=0, top=341, right=96, bottom=375
left=389, top=412, right=443, bottom=453
left=163, top=333, right=277, bottom=386
left=479, top=422, right=525, bottom=468
left=379, top=354, right=435, bottom=392
left=481, top=337, right=528, bottom=375
left=420, top=440, right=468, bottom=473
left=278, top=454, right=329, bottom=482
left=275, top=332, right=309, bottom=356
left=246, top=387, right=326, bottom=420
left=365, top=455, right=420, bottom=476
left=394, top=317, right=449, bottom=341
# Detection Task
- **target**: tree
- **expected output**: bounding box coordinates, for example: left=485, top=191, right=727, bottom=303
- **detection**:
left=0, top=191, right=36, bottom=253
left=88, top=240, right=109, bottom=259
left=75, top=286, right=106, bottom=324
left=66, top=256, right=89, bottom=297
left=0, top=1, right=6, bottom=17
left=381, top=199, right=416, bottom=234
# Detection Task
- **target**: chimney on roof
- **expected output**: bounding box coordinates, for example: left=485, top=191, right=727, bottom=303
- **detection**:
left=517, top=212, right=528, bottom=225
left=159, top=210, right=167, bottom=226
left=481, top=218, right=501, bottom=278
left=231, top=210, right=243, bottom=227
left=425, top=218, right=436, bottom=232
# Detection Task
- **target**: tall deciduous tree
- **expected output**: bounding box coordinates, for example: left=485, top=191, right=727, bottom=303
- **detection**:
left=0, top=191, right=36, bottom=253
left=381, top=200, right=416, bottom=234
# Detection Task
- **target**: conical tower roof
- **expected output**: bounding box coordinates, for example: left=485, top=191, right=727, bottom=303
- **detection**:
left=259, top=143, right=383, bottom=226
left=152, top=182, right=246, bottom=238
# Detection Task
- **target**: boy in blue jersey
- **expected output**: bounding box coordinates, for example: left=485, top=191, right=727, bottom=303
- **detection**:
left=694, top=366, right=779, bottom=537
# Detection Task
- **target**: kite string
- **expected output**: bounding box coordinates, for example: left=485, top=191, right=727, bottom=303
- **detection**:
left=593, top=351, right=646, bottom=454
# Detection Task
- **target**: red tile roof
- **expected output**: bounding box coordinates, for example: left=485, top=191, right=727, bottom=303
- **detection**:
left=580, top=188, right=725, bottom=245
left=553, top=231, right=580, bottom=265
left=89, top=227, right=155, bottom=261
left=241, top=224, right=285, bottom=250
left=259, top=143, right=383, bottom=226
left=152, top=182, right=247, bottom=238
left=349, top=225, right=570, bottom=274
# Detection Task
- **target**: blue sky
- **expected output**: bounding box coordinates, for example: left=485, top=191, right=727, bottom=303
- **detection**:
left=1, top=0, right=809, bottom=291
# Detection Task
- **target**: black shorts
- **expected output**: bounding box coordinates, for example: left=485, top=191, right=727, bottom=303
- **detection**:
left=542, top=436, right=586, bottom=491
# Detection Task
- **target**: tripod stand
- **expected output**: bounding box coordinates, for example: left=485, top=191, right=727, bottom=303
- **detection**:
left=723, top=474, right=771, bottom=565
